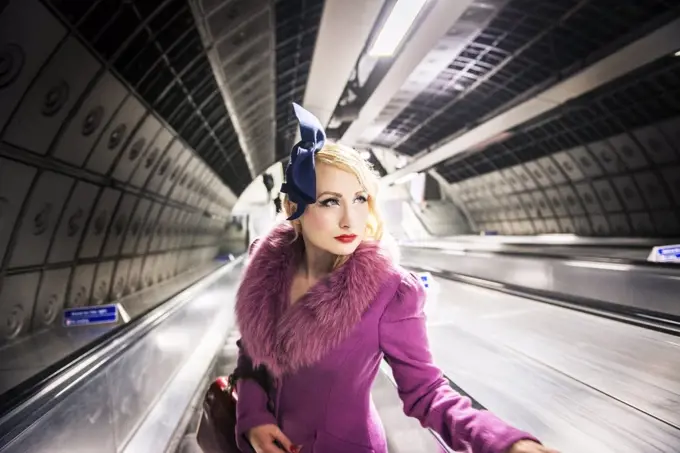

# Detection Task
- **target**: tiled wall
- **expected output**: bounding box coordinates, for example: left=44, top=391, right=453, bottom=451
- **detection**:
left=0, top=0, right=235, bottom=346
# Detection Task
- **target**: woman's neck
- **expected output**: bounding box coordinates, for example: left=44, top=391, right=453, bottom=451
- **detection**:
left=300, top=240, right=335, bottom=280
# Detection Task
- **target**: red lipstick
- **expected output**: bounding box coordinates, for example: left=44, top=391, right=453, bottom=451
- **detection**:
left=334, top=234, right=357, bottom=244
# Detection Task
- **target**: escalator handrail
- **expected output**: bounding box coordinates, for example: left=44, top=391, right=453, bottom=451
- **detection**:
left=0, top=257, right=243, bottom=446
left=400, top=242, right=680, bottom=271
left=429, top=235, right=672, bottom=248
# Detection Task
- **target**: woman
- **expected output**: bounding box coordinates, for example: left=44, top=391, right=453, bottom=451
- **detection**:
left=233, top=104, right=557, bottom=453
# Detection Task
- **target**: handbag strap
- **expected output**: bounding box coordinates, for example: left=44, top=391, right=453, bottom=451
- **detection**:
left=230, top=340, right=273, bottom=394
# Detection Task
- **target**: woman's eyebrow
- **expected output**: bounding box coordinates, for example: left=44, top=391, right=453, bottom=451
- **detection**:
left=317, top=191, right=342, bottom=198
left=316, top=190, right=366, bottom=199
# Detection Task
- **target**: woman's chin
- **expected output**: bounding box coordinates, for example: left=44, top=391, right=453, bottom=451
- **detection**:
left=326, top=241, right=361, bottom=256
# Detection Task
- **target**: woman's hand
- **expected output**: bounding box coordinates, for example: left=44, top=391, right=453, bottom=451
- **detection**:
left=247, top=424, right=300, bottom=453
left=508, top=440, right=560, bottom=453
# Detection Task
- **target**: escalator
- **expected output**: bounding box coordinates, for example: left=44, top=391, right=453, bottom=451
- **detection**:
left=3, top=239, right=680, bottom=453
left=406, top=274, right=680, bottom=453
left=175, top=241, right=680, bottom=453
left=0, top=257, right=244, bottom=453
left=400, top=238, right=680, bottom=453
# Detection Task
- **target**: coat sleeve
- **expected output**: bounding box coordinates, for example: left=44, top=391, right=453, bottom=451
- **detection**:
left=234, top=340, right=277, bottom=452
left=379, top=273, right=540, bottom=453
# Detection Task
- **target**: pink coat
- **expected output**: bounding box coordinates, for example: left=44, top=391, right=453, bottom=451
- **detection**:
left=234, top=224, right=539, bottom=452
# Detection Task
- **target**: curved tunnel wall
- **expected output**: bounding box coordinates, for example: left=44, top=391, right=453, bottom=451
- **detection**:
left=441, top=56, right=680, bottom=237
left=0, top=0, right=234, bottom=346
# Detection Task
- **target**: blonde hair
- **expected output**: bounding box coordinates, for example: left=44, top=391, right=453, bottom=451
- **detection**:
left=283, top=142, right=384, bottom=267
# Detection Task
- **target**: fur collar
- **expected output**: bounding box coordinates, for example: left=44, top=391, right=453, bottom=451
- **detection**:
left=235, top=223, right=396, bottom=377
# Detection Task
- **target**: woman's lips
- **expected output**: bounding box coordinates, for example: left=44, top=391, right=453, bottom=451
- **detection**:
left=334, top=234, right=357, bottom=243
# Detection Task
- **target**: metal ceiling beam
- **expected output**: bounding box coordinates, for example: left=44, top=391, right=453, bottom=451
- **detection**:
left=340, top=0, right=477, bottom=144
left=302, top=0, right=384, bottom=127
left=382, top=16, right=680, bottom=185
left=189, top=0, right=273, bottom=179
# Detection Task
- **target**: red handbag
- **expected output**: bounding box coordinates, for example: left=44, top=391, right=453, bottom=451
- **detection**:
left=196, top=376, right=241, bottom=453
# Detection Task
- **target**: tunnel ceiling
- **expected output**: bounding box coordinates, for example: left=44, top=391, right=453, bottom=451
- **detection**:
left=350, top=0, right=680, bottom=238
left=448, top=54, right=680, bottom=237
left=369, top=0, right=679, bottom=154
left=42, top=0, right=250, bottom=194
left=274, top=0, right=325, bottom=162
left=31, top=0, right=326, bottom=196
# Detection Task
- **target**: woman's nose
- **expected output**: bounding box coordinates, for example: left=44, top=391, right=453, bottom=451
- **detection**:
left=339, top=208, right=352, bottom=229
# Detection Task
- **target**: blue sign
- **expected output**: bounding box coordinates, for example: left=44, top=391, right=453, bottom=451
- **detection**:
left=414, top=272, right=434, bottom=289
left=63, top=304, right=118, bottom=327
left=649, top=244, right=680, bottom=263
left=657, top=246, right=680, bottom=259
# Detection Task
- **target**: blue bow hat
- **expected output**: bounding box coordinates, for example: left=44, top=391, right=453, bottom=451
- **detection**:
left=280, top=103, right=327, bottom=220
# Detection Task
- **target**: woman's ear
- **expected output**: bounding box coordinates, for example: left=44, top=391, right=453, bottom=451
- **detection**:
left=285, top=199, right=297, bottom=217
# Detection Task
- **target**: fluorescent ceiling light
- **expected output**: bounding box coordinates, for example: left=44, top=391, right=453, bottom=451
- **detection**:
left=394, top=172, right=419, bottom=184
left=368, top=0, right=429, bottom=57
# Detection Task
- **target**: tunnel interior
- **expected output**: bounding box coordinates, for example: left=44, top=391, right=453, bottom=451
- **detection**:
left=0, top=0, right=235, bottom=350
left=1, top=1, right=680, bottom=451
left=1, top=0, right=679, bottom=355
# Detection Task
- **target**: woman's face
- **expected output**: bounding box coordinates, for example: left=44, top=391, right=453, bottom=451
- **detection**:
left=299, top=162, right=370, bottom=256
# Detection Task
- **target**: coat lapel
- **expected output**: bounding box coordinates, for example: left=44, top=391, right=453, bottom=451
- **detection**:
left=235, top=223, right=395, bottom=377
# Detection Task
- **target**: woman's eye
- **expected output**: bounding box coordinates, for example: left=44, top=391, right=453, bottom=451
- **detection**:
left=319, top=195, right=367, bottom=207
left=319, top=198, right=340, bottom=207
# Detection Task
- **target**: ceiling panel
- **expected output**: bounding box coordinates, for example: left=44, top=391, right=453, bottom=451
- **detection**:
left=437, top=54, right=680, bottom=183
left=45, top=0, right=252, bottom=193
left=274, top=0, right=325, bottom=161
left=371, top=0, right=679, bottom=156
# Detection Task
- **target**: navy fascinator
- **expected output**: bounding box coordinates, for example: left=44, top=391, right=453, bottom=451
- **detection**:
left=280, top=103, right=327, bottom=220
